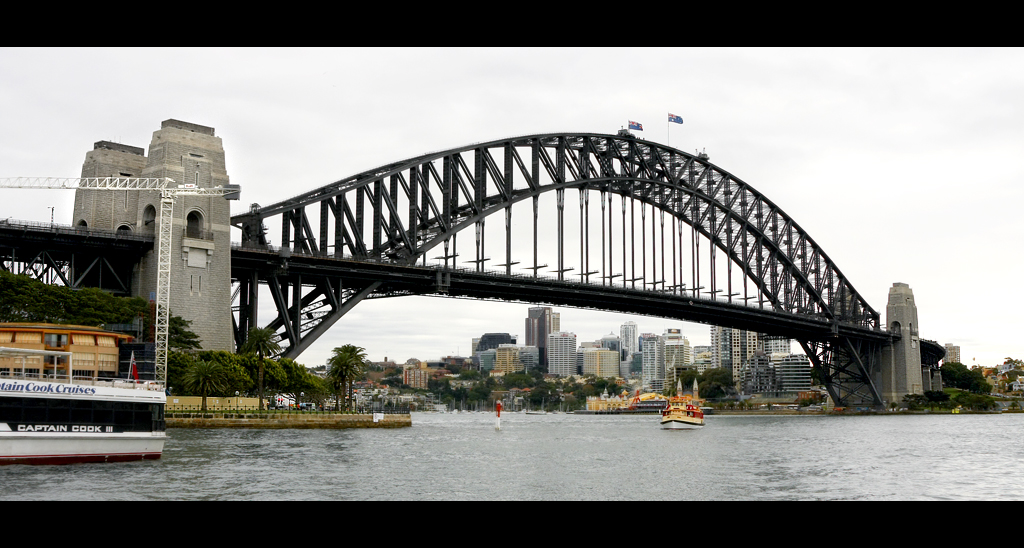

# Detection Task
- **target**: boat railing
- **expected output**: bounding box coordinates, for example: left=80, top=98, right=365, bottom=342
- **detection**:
left=0, top=370, right=165, bottom=392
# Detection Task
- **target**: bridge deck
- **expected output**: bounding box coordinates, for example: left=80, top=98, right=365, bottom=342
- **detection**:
left=230, top=245, right=889, bottom=344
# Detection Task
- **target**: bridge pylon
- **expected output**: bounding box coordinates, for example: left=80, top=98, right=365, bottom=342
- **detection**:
left=72, top=120, right=237, bottom=354
left=880, top=282, right=923, bottom=406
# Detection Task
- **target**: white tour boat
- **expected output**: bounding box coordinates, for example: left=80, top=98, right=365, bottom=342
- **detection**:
left=0, top=347, right=166, bottom=465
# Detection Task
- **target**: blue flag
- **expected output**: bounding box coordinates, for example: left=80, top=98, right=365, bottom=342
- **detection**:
left=628, top=121, right=643, bottom=131
left=668, top=113, right=683, bottom=124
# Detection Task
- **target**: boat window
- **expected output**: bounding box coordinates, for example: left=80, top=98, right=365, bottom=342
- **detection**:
left=0, top=396, right=164, bottom=432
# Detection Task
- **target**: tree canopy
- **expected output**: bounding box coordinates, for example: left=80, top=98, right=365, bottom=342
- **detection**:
left=0, top=271, right=148, bottom=325
left=327, top=344, right=369, bottom=411
left=940, top=362, right=991, bottom=394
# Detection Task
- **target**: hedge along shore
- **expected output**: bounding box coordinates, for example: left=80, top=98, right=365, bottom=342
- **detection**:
left=167, top=412, right=412, bottom=429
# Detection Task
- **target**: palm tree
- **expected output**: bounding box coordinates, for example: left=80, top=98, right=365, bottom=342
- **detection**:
left=327, top=344, right=368, bottom=411
left=183, top=359, right=229, bottom=412
left=241, top=327, right=281, bottom=411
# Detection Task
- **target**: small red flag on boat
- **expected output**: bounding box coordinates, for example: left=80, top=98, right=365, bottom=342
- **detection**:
left=129, top=351, right=139, bottom=382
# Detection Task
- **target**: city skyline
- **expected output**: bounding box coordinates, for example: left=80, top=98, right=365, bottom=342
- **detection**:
left=1, top=48, right=1020, bottom=368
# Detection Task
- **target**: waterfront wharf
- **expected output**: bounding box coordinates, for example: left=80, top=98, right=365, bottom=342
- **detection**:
left=167, top=412, right=411, bottom=429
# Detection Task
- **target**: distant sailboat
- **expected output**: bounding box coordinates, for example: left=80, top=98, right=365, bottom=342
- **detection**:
left=525, top=397, right=548, bottom=415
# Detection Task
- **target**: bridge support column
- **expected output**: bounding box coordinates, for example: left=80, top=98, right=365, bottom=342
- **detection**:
left=881, top=282, right=923, bottom=407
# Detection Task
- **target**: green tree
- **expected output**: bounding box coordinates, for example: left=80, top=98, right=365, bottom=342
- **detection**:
left=468, top=381, right=492, bottom=404
left=240, top=327, right=281, bottom=410
left=951, top=390, right=997, bottom=411
left=197, top=350, right=255, bottom=398
left=503, top=372, right=534, bottom=389
left=941, top=362, right=974, bottom=391
left=169, top=315, right=203, bottom=351
left=327, top=344, right=368, bottom=411
left=903, top=393, right=929, bottom=410
left=183, top=358, right=230, bottom=411
left=699, top=367, right=735, bottom=400
left=278, top=358, right=326, bottom=408
left=0, top=271, right=148, bottom=326
left=166, top=351, right=196, bottom=395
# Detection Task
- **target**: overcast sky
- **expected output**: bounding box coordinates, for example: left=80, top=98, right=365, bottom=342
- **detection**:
left=1, top=48, right=1021, bottom=368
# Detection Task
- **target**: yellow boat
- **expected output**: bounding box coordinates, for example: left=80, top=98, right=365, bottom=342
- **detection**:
left=661, top=379, right=705, bottom=430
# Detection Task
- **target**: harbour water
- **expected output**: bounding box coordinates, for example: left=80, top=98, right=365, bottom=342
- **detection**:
left=3, top=412, right=1021, bottom=500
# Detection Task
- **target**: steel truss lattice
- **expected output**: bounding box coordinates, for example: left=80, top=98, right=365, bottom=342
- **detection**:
left=230, top=133, right=886, bottom=405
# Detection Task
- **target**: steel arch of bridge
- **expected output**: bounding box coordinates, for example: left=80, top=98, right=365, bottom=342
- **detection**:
left=231, top=132, right=887, bottom=406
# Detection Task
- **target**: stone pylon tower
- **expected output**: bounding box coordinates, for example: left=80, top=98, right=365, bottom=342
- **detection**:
left=880, top=282, right=923, bottom=405
left=73, top=120, right=235, bottom=352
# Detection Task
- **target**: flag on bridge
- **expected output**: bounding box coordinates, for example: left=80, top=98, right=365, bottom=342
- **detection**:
left=628, top=121, right=643, bottom=131
left=668, top=113, right=683, bottom=124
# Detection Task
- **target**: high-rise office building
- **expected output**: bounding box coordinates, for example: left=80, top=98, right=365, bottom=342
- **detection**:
left=641, top=332, right=665, bottom=392
left=761, top=335, right=791, bottom=356
left=547, top=332, right=577, bottom=377
left=711, top=326, right=758, bottom=381
left=583, top=348, right=620, bottom=378
left=478, top=349, right=497, bottom=372
left=944, top=343, right=961, bottom=365
left=775, top=353, right=813, bottom=393
left=664, top=328, right=692, bottom=385
left=518, top=346, right=540, bottom=372
left=741, top=351, right=776, bottom=395
left=476, top=333, right=516, bottom=354
left=693, top=345, right=713, bottom=373
left=599, top=333, right=621, bottom=357
left=620, top=321, right=639, bottom=360
left=526, top=307, right=555, bottom=366
left=494, top=344, right=523, bottom=374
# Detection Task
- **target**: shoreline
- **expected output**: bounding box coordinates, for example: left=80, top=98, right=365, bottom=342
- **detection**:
left=574, top=408, right=1013, bottom=416
left=167, top=412, right=412, bottom=429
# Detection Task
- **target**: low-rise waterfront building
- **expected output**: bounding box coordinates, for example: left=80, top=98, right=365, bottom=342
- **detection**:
left=0, top=322, right=133, bottom=380
left=586, top=388, right=631, bottom=411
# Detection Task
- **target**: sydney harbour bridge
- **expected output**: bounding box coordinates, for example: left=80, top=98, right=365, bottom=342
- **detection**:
left=0, top=123, right=944, bottom=409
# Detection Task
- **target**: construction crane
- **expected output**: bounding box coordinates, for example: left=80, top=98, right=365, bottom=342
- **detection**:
left=0, top=177, right=239, bottom=386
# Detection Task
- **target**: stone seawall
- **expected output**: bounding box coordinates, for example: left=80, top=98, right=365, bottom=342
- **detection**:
left=167, top=413, right=412, bottom=429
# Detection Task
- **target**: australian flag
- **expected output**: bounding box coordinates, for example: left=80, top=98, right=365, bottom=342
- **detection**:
left=668, top=113, right=683, bottom=124
left=628, top=121, right=643, bottom=131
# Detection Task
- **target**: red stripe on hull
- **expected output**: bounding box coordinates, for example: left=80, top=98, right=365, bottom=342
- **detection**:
left=0, top=452, right=162, bottom=465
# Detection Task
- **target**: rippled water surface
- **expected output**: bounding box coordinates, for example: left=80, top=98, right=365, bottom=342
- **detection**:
left=3, top=412, right=1021, bottom=500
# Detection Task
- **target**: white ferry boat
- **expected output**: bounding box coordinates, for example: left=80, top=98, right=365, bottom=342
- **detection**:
left=660, top=379, right=705, bottom=430
left=0, top=347, right=166, bottom=465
